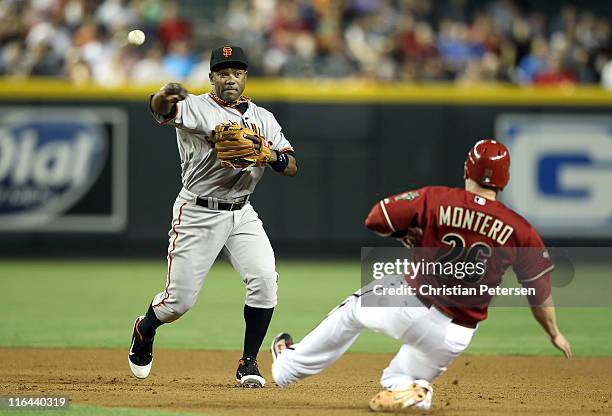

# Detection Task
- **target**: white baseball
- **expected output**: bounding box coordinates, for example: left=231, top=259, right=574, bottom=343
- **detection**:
left=128, top=30, right=145, bottom=46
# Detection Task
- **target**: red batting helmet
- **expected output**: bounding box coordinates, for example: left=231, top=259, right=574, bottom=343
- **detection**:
left=464, top=139, right=510, bottom=190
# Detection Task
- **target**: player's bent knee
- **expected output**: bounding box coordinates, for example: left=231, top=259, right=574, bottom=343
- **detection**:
left=245, top=274, right=278, bottom=308
left=157, top=296, right=197, bottom=321
left=246, top=291, right=277, bottom=308
left=172, top=302, right=194, bottom=317
left=243, top=265, right=277, bottom=281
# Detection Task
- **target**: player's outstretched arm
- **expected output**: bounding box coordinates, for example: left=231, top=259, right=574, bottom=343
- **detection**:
left=269, top=152, right=297, bottom=176
left=151, top=82, right=188, bottom=116
left=530, top=296, right=572, bottom=358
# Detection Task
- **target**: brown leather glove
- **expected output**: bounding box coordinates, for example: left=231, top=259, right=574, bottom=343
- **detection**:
left=214, top=122, right=272, bottom=169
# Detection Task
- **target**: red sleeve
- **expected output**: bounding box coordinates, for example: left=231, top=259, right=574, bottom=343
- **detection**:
left=365, top=188, right=428, bottom=236
left=512, top=225, right=554, bottom=305
left=512, top=226, right=554, bottom=282
left=522, top=272, right=552, bottom=306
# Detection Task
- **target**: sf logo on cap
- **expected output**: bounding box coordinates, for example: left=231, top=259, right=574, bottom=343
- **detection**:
left=223, top=46, right=233, bottom=57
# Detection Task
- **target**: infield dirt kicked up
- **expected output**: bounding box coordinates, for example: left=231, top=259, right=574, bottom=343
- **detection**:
left=1, top=348, right=611, bottom=416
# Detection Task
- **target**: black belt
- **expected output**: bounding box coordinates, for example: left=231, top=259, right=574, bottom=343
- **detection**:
left=195, top=197, right=247, bottom=211
left=415, top=293, right=478, bottom=329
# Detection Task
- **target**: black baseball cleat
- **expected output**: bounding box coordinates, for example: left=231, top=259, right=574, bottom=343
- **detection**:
left=235, top=357, right=266, bottom=388
left=271, top=332, right=294, bottom=363
left=128, top=316, right=154, bottom=379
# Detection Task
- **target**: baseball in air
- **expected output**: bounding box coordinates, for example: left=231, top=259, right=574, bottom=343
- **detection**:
left=127, top=30, right=145, bottom=46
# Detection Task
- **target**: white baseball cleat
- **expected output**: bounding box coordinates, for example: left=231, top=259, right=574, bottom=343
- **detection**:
left=128, top=316, right=154, bottom=379
left=270, top=332, right=294, bottom=363
left=369, top=380, right=433, bottom=412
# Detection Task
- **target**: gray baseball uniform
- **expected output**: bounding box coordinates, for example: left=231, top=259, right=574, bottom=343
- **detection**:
left=150, top=92, right=293, bottom=323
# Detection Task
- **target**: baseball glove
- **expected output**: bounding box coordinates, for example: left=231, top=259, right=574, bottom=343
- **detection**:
left=214, top=122, right=272, bottom=169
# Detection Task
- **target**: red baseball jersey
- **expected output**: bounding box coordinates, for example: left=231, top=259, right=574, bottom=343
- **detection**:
left=365, top=186, right=553, bottom=325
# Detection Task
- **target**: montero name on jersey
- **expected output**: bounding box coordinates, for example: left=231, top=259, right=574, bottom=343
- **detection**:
left=438, top=205, right=515, bottom=245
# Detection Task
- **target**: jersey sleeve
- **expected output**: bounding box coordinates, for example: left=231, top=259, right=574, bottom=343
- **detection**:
left=512, top=227, right=554, bottom=282
left=512, top=225, right=554, bottom=305
left=522, top=272, right=552, bottom=306
left=365, top=188, right=429, bottom=236
left=266, top=114, right=294, bottom=153
left=149, top=94, right=206, bottom=132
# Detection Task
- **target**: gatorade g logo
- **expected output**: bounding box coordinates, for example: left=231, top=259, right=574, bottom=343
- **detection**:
left=223, top=46, right=233, bottom=57
left=498, top=115, right=612, bottom=237
left=0, top=110, right=108, bottom=228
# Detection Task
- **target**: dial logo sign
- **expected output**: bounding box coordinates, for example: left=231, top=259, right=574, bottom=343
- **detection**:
left=0, top=109, right=127, bottom=231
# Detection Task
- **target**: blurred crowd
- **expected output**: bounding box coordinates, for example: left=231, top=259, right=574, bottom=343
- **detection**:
left=0, top=0, right=203, bottom=85
left=2, top=0, right=612, bottom=88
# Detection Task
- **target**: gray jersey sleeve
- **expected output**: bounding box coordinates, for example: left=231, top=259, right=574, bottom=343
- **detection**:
left=267, top=113, right=294, bottom=153
left=151, top=94, right=207, bottom=132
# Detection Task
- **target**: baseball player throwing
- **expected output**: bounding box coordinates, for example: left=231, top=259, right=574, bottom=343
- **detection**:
left=129, top=45, right=297, bottom=388
left=271, top=140, right=571, bottom=411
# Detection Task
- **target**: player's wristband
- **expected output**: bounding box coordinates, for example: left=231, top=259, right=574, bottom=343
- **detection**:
left=269, top=150, right=289, bottom=172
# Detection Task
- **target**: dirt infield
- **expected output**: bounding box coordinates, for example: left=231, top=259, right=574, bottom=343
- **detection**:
left=1, top=348, right=611, bottom=416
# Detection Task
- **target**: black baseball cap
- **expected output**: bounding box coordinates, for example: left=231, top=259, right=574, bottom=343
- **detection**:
left=210, top=45, right=248, bottom=72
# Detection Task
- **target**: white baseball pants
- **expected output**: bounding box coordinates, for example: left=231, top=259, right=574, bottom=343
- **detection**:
left=152, top=188, right=278, bottom=323
left=272, top=277, right=476, bottom=390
